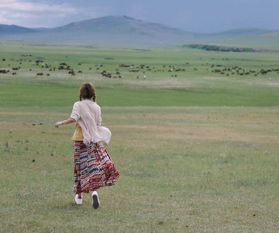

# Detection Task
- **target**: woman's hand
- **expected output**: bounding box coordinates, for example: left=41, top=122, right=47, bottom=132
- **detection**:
left=54, top=121, right=63, bottom=128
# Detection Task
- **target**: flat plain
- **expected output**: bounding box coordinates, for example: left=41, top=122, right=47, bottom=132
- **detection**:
left=0, top=44, right=278, bottom=233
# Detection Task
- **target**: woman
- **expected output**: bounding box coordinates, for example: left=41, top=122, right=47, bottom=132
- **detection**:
left=54, top=82, right=119, bottom=209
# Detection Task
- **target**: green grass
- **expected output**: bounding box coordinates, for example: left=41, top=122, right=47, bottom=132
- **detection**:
left=1, top=107, right=278, bottom=233
left=0, top=44, right=278, bottom=233
left=0, top=76, right=278, bottom=109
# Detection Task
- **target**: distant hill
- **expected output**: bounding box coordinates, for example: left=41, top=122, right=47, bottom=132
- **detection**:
left=0, top=24, right=36, bottom=35
left=0, top=16, right=278, bottom=48
left=0, top=16, right=195, bottom=46
left=215, top=31, right=279, bottom=49
left=197, top=28, right=272, bottom=40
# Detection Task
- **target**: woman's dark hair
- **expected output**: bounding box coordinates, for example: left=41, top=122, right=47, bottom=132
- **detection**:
left=79, top=82, right=96, bottom=101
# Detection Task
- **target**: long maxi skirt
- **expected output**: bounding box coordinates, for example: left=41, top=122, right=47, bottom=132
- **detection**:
left=73, top=141, right=120, bottom=194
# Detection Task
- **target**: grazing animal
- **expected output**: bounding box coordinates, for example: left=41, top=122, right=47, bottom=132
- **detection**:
left=101, top=70, right=112, bottom=78
left=69, top=70, right=75, bottom=76
left=119, top=64, right=130, bottom=68
left=0, top=69, right=9, bottom=73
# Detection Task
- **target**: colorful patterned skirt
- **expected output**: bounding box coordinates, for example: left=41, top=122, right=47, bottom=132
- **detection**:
left=73, top=141, right=120, bottom=194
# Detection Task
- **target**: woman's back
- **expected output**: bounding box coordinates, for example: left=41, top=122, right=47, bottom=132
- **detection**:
left=71, top=99, right=111, bottom=144
left=75, top=99, right=101, bottom=124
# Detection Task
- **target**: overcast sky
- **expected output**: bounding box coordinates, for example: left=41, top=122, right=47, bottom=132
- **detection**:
left=0, top=0, right=278, bottom=33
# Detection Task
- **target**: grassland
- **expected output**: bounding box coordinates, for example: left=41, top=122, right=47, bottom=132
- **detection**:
left=0, top=44, right=278, bottom=233
left=0, top=43, right=279, bottom=109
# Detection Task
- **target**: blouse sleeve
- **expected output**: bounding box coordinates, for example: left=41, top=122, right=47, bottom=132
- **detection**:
left=96, top=106, right=102, bottom=126
left=70, top=102, right=80, bottom=121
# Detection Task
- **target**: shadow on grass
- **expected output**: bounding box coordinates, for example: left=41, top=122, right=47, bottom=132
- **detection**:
left=52, top=202, right=83, bottom=211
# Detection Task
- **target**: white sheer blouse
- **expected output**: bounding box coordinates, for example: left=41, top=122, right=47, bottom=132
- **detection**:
left=70, top=99, right=111, bottom=145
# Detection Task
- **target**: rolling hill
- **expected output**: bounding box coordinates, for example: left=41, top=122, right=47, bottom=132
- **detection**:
left=0, top=15, right=278, bottom=48
left=196, top=28, right=272, bottom=40
left=215, top=31, right=279, bottom=49
left=0, top=16, right=195, bottom=46
left=0, top=24, right=36, bottom=35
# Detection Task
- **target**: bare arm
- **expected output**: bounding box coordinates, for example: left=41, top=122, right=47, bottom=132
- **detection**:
left=54, top=118, right=76, bottom=128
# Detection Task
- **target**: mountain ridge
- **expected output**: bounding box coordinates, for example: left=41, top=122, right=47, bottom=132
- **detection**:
left=0, top=15, right=277, bottom=47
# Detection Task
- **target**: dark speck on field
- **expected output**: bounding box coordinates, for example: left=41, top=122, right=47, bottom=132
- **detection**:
left=32, top=159, right=35, bottom=163
left=32, top=123, right=36, bottom=126
left=158, top=221, right=164, bottom=225
left=68, top=70, right=75, bottom=76
left=0, top=69, right=9, bottom=73
left=25, top=140, right=29, bottom=143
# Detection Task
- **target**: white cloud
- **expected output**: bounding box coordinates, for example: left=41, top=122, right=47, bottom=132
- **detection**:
left=0, top=0, right=78, bottom=14
left=0, top=0, right=109, bottom=27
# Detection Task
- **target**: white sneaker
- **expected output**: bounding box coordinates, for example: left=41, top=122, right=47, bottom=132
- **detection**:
left=92, top=191, right=100, bottom=209
left=74, top=194, right=83, bottom=205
